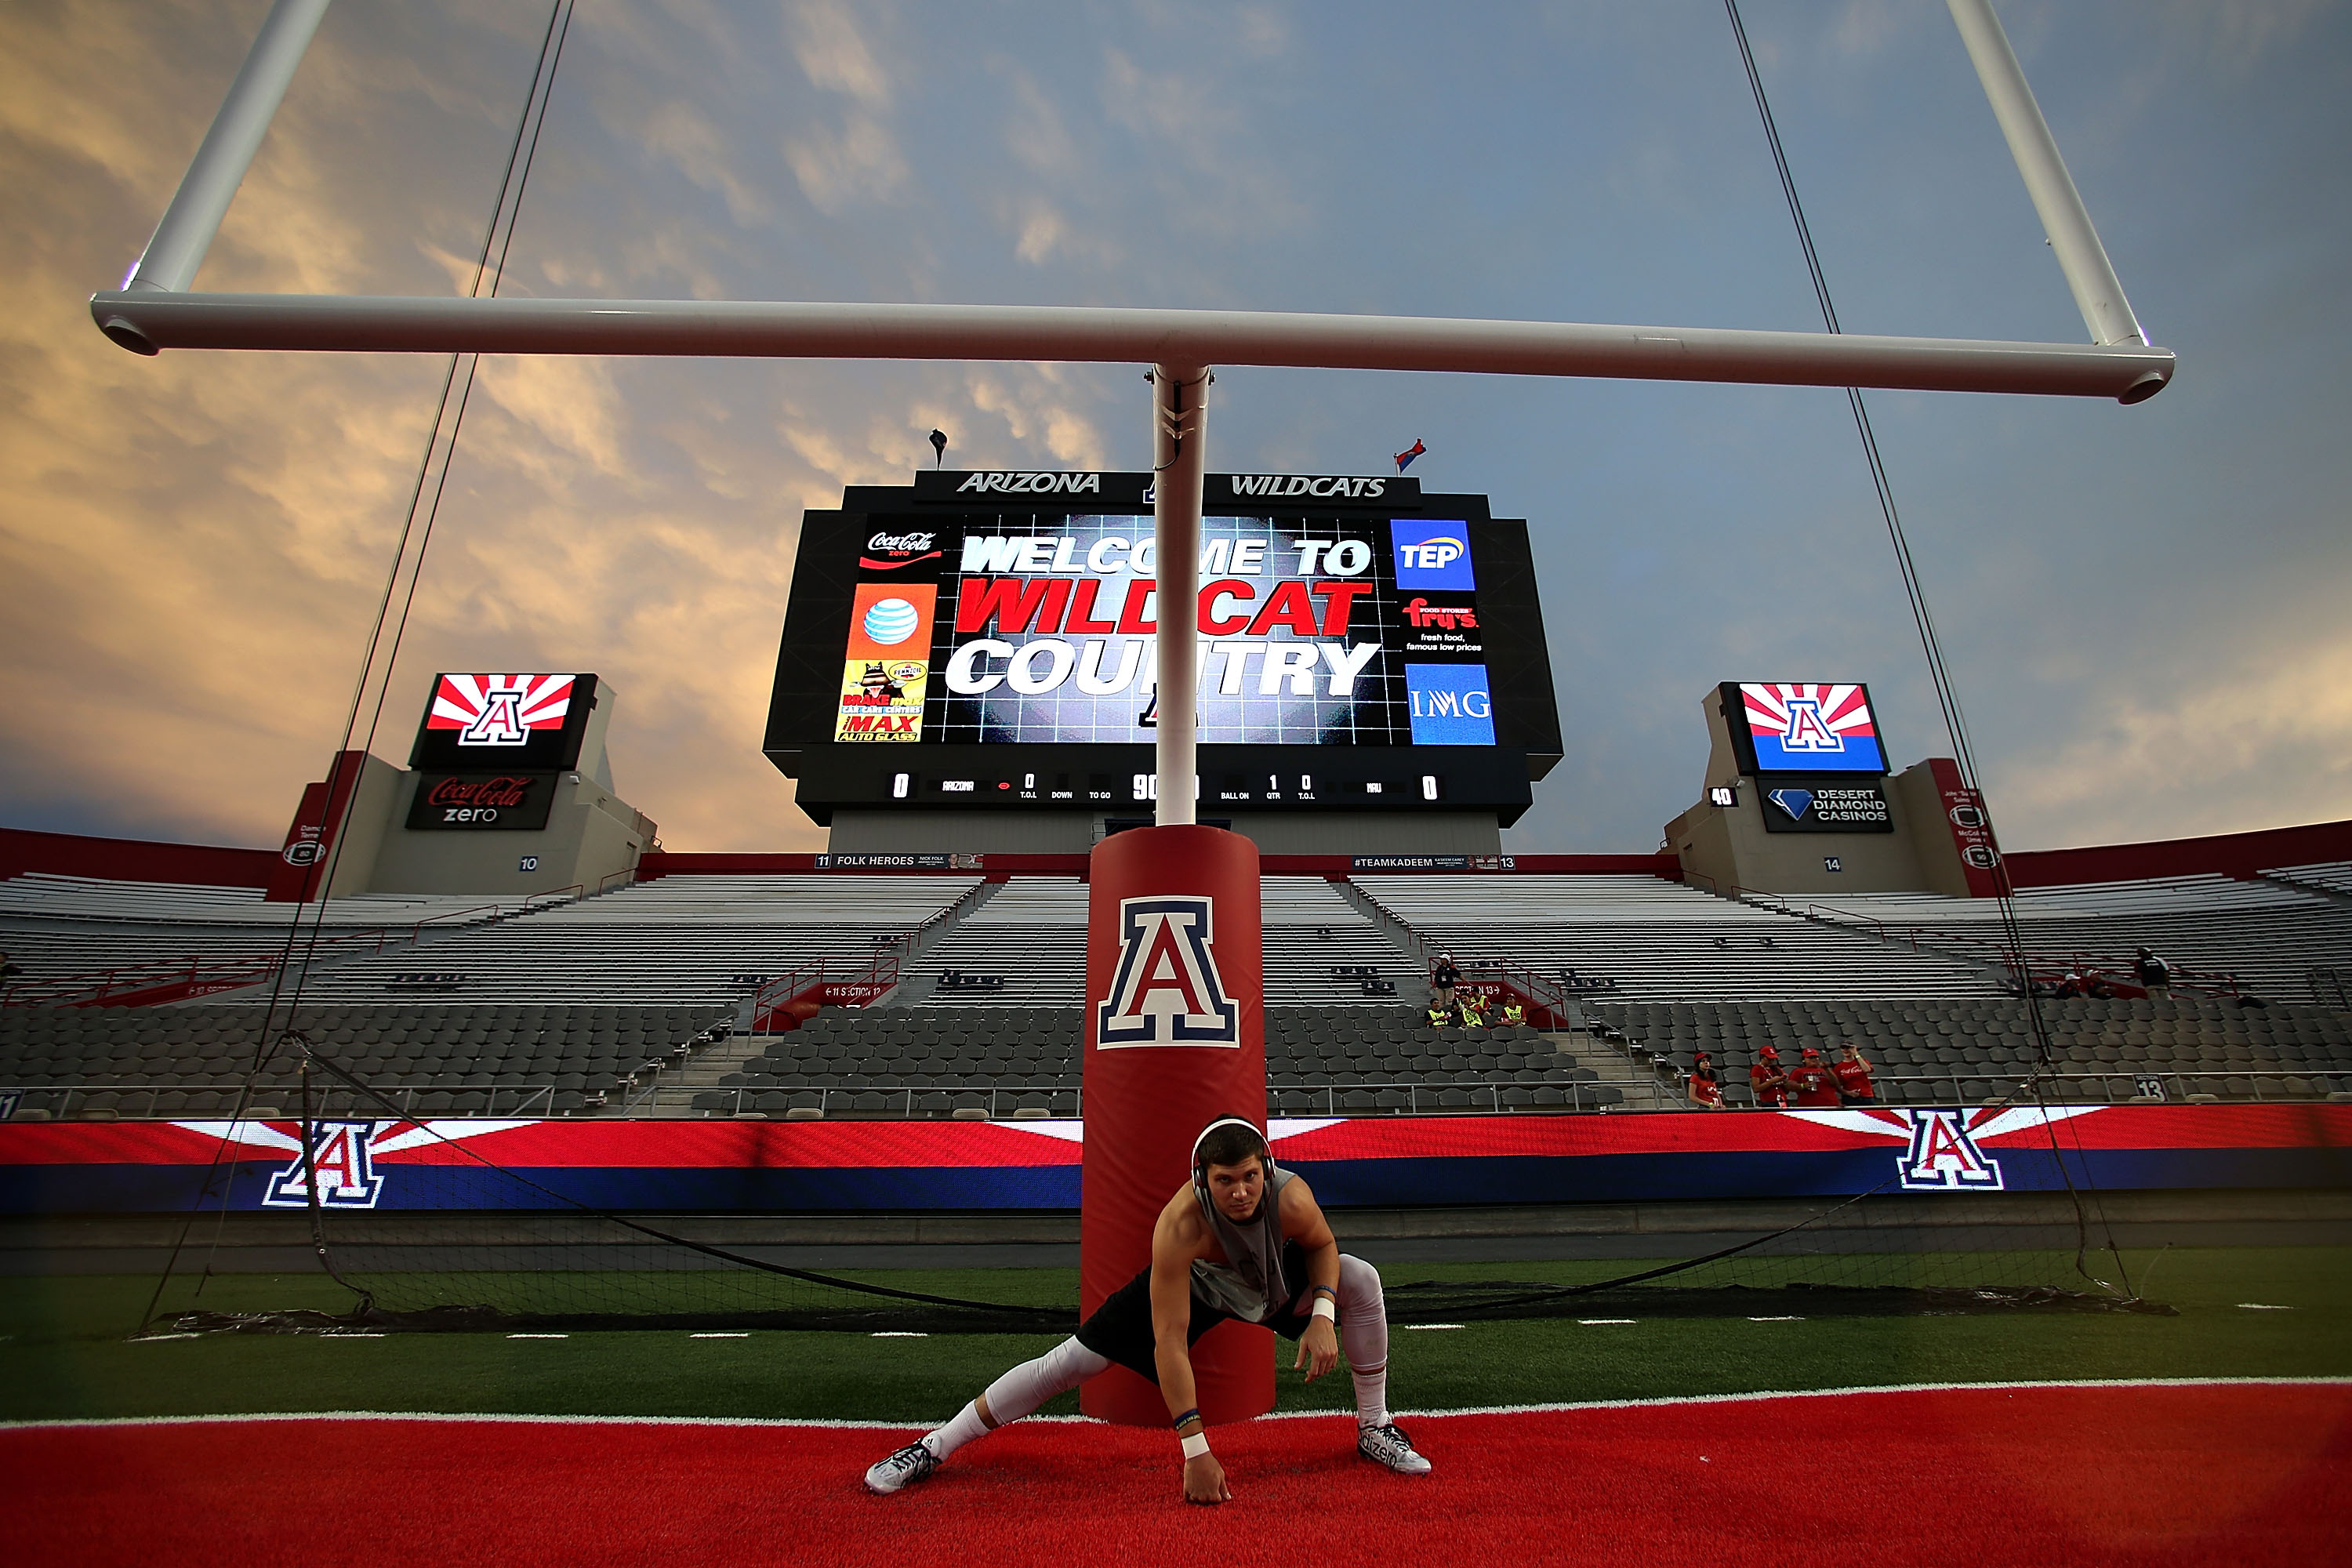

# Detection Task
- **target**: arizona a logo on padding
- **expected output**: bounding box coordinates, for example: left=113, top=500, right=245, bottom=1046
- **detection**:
left=1897, top=1109, right=2004, bottom=1191
left=1095, top=896, right=1240, bottom=1047
left=263, top=1120, right=385, bottom=1209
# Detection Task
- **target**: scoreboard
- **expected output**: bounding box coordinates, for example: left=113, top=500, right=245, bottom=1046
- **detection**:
left=763, top=472, right=1561, bottom=826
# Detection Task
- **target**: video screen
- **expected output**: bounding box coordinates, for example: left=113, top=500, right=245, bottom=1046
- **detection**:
left=411, top=673, right=597, bottom=772
left=1728, top=682, right=1888, bottom=775
left=764, top=474, right=1560, bottom=822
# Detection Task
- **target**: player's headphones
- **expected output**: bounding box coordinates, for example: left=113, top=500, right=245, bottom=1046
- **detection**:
left=1191, top=1114, right=1276, bottom=1189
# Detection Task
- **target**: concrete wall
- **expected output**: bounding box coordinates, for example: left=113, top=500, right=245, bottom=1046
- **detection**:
left=826, top=807, right=1505, bottom=857
left=1667, top=690, right=1958, bottom=898
left=366, top=771, right=651, bottom=898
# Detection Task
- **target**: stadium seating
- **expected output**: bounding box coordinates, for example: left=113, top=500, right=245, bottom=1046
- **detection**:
left=0, top=1001, right=731, bottom=1120
left=1790, top=875, right=2352, bottom=1005
left=5, top=862, right=2347, bottom=1121
left=1584, top=995, right=2352, bottom=1107
left=0, top=874, right=517, bottom=1001
left=1349, top=873, right=1991, bottom=1000
left=198, top=875, right=978, bottom=1007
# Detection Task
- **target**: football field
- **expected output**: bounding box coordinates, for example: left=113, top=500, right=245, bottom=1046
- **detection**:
left=9, top=1248, right=2351, bottom=1565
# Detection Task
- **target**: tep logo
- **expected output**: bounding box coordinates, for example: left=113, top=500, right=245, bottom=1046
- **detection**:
left=1095, top=896, right=1240, bottom=1047
left=1389, top=519, right=1475, bottom=590
left=1897, top=1109, right=2005, bottom=1191
left=262, top=1120, right=385, bottom=1209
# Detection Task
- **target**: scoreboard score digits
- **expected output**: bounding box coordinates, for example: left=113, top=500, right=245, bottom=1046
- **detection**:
left=764, top=473, right=1560, bottom=824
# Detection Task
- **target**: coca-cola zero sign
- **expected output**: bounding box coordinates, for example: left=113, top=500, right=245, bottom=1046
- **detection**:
left=405, top=773, right=557, bottom=831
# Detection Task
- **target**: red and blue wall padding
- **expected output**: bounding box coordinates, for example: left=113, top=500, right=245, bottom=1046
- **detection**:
left=1, top=1104, right=2345, bottom=1216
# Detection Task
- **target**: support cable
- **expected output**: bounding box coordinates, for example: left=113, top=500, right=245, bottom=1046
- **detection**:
left=142, top=0, right=578, bottom=1330
left=1722, top=0, right=2132, bottom=1297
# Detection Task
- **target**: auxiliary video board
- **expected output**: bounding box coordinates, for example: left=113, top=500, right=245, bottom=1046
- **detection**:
left=764, top=471, right=1561, bottom=825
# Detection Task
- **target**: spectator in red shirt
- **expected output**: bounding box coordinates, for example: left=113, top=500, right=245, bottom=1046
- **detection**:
left=1686, top=1051, right=1726, bottom=1109
left=1831, top=1041, right=1876, bottom=1105
left=1748, top=1045, right=1789, bottom=1109
left=1787, top=1047, right=1840, bottom=1108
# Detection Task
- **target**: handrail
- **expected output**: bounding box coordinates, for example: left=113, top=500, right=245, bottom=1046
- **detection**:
left=2, top=1064, right=2332, bottom=1123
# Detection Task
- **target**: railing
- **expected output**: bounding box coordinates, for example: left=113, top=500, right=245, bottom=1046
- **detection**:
left=0, top=1080, right=563, bottom=1121
left=746, top=953, right=902, bottom=1033
left=12, top=1065, right=2333, bottom=1123
left=2309, top=966, right=2350, bottom=1010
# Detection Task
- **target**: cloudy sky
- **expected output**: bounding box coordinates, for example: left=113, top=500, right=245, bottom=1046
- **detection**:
left=3, top=0, right=2347, bottom=857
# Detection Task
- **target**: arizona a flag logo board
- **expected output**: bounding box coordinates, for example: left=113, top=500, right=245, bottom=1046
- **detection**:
left=427, top=674, right=575, bottom=746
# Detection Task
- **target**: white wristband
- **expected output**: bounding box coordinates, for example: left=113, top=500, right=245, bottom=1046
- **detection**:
left=1311, top=1296, right=1338, bottom=1322
left=1181, top=1431, right=1211, bottom=1461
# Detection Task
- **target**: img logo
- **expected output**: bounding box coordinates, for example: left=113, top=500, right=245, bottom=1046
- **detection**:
left=1389, top=519, right=1475, bottom=590
left=262, top=1120, right=385, bottom=1209
left=1403, top=664, right=1496, bottom=746
left=1095, top=897, right=1240, bottom=1047
left=1897, top=1110, right=2005, bottom=1191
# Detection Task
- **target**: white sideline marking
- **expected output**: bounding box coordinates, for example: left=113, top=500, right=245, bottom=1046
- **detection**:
left=1576, top=1319, right=1635, bottom=1325
left=871, top=1332, right=929, bottom=1338
left=506, top=1334, right=568, bottom=1340
left=6, top=1379, right=2347, bottom=1436
left=132, top=1334, right=198, bottom=1342
left=691, top=1333, right=750, bottom=1338
left=1402, top=1324, right=1465, bottom=1331
left=2237, top=1303, right=2292, bottom=1310
left=1747, top=1316, right=1802, bottom=1322
left=323, top=1331, right=387, bottom=1338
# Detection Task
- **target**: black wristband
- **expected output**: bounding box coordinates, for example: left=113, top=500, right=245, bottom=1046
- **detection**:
left=1171, top=1407, right=1202, bottom=1429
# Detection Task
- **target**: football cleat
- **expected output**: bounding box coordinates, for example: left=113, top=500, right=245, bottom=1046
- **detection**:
left=1358, top=1421, right=1432, bottom=1475
left=864, top=1441, right=940, bottom=1495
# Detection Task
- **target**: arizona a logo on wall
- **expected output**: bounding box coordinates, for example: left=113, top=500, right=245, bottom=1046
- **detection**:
left=1898, top=1109, right=2005, bottom=1191
left=261, top=1121, right=385, bottom=1209
left=1095, top=896, right=1240, bottom=1047
left=429, top=673, right=576, bottom=746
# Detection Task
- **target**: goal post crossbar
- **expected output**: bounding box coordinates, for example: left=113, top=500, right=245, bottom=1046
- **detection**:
left=89, top=292, right=2171, bottom=402
left=90, top=0, right=2172, bottom=405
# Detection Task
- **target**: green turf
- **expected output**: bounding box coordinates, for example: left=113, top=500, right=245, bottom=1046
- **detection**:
left=3, top=1247, right=2345, bottom=1426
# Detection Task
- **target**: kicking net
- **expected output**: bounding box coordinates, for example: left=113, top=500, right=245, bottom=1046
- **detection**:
left=147, top=1041, right=1075, bottom=1338
left=146, top=1040, right=2166, bottom=1338
left=1379, top=1178, right=2171, bottom=1323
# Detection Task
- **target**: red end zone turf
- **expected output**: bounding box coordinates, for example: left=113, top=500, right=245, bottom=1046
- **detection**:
left=12, top=1382, right=2347, bottom=1567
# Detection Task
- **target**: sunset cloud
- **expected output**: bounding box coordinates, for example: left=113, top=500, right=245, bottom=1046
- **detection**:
left=1, top=1, right=2346, bottom=862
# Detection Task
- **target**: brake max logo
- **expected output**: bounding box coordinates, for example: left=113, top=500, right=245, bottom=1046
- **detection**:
left=1390, top=520, right=1475, bottom=590
left=1404, top=664, right=1495, bottom=745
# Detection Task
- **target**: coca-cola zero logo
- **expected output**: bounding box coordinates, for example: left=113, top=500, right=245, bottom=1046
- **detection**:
left=426, top=776, right=535, bottom=808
